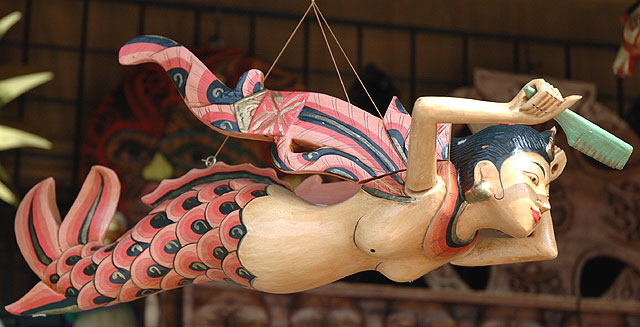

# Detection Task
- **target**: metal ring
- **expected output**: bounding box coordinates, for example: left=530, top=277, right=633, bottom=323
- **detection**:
left=203, top=155, right=216, bottom=167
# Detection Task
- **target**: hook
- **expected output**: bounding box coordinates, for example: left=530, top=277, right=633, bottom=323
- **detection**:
left=202, top=155, right=217, bottom=167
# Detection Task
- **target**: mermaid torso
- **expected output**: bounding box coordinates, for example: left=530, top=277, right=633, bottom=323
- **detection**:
left=7, top=160, right=478, bottom=316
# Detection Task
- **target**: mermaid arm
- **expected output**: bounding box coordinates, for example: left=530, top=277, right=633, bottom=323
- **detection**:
left=449, top=212, right=557, bottom=266
left=405, top=79, right=581, bottom=194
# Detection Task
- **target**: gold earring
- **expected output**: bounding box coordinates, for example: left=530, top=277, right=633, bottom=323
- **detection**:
left=464, top=180, right=493, bottom=202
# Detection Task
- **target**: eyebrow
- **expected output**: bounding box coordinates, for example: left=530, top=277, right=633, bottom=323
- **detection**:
left=531, top=161, right=546, bottom=177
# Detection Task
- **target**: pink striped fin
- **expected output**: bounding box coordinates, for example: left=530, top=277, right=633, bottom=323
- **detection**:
left=58, top=166, right=120, bottom=249
left=382, top=97, right=451, bottom=161
left=383, top=96, right=411, bottom=163
left=119, top=36, right=458, bottom=199
left=14, top=178, right=62, bottom=279
left=5, top=282, right=75, bottom=316
left=119, top=35, right=265, bottom=130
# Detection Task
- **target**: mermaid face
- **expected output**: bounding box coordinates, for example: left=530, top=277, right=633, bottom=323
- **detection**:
left=493, top=152, right=554, bottom=238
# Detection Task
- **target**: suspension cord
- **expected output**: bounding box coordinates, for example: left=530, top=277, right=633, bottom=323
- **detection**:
left=311, top=1, right=383, bottom=118
left=210, top=0, right=383, bottom=165
left=265, top=1, right=315, bottom=80
left=312, top=2, right=350, bottom=103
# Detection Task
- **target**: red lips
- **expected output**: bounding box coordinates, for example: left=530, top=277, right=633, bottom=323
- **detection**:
left=531, top=208, right=541, bottom=223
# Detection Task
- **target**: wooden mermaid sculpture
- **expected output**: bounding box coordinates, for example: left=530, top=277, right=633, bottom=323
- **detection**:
left=6, top=35, right=583, bottom=316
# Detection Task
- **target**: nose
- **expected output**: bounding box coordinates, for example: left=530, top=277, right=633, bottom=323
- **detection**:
left=536, top=198, right=551, bottom=214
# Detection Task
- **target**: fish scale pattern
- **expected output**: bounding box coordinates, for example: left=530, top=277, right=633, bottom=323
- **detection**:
left=6, top=162, right=290, bottom=316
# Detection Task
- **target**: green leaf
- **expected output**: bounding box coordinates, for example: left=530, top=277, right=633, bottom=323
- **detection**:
left=0, top=124, right=52, bottom=151
left=0, top=11, right=21, bottom=40
left=0, top=72, right=53, bottom=107
left=0, top=163, right=10, bottom=181
left=0, top=180, right=17, bottom=205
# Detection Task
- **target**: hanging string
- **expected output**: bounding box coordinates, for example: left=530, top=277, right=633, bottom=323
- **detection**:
left=209, top=2, right=313, bottom=166
left=211, top=135, right=230, bottom=166
left=312, top=3, right=351, bottom=103
left=214, top=134, right=230, bottom=159
left=209, top=0, right=384, bottom=165
left=203, top=134, right=230, bottom=167
left=311, top=1, right=383, bottom=119
left=265, top=1, right=315, bottom=81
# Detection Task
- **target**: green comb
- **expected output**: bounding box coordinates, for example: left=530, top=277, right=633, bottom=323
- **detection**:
left=523, top=85, right=633, bottom=170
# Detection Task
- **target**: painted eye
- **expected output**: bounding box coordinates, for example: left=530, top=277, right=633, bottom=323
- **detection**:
left=524, top=172, right=539, bottom=186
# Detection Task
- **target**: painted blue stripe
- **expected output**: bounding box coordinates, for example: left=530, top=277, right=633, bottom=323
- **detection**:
left=77, top=175, right=105, bottom=245
left=394, top=98, right=409, bottom=114
left=297, top=107, right=400, bottom=175
left=124, top=35, right=180, bottom=47
left=302, top=148, right=376, bottom=179
left=205, top=70, right=259, bottom=105
left=324, top=167, right=359, bottom=181
left=211, top=120, right=240, bottom=133
left=387, top=129, right=408, bottom=163
left=168, top=68, right=188, bottom=97
left=20, top=296, right=79, bottom=316
left=270, top=145, right=293, bottom=171
left=28, top=204, right=52, bottom=265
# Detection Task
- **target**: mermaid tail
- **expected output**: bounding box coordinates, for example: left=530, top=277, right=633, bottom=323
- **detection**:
left=118, top=35, right=456, bottom=197
left=6, top=163, right=291, bottom=316
left=7, top=166, right=120, bottom=315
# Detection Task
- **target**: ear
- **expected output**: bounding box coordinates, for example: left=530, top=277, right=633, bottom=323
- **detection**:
left=473, top=160, right=500, bottom=193
left=549, top=147, right=567, bottom=182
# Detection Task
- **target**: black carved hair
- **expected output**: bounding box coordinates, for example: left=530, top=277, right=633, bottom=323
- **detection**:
left=626, top=0, right=640, bottom=16
left=449, top=124, right=554, bottom=192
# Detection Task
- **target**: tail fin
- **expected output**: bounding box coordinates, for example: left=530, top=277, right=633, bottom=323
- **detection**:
left=118, top=35, right=266, bottom=133
left=7, top=166, right=121, bottom=316
left=58, top=166, right=120, bottom=249
left=5, top=282, right=78, bottom=316
left=14, top=177, right=62, bottom=279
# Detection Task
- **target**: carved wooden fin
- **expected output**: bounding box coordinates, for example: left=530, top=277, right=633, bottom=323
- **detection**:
left=5, top=281, right=77, bottom=316
left=14, top=177, right=62, bottom=279
left=58, top=166, right=121, bottom=249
